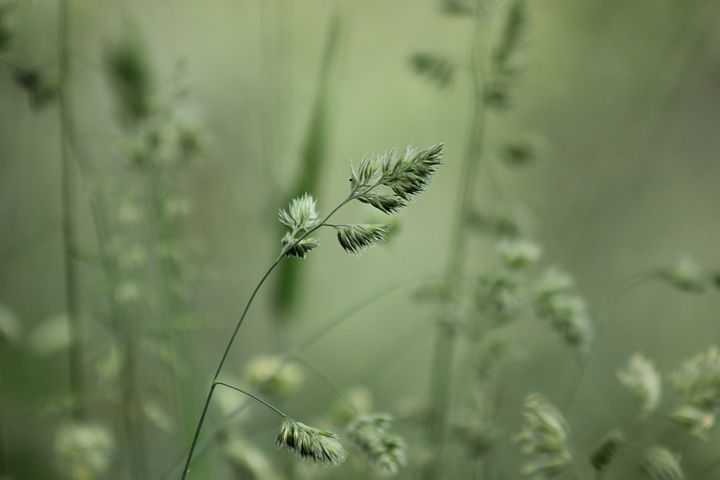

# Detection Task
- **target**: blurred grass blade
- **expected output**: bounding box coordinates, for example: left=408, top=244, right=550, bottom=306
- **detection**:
left=273, top=11, right=345, bottom=318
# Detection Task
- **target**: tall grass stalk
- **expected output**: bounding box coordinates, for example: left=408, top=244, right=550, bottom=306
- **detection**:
left=180, top=203, right=346, bottom=479
left=423, top=7, right=487, bottom=479
left=180, top=144, right=443, bottom=478
left=57, top=0, right=85, bottom=420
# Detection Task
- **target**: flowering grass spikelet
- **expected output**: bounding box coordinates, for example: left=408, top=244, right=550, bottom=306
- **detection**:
left=335, top=224, right=389, bottom=255
left=617, top=354, right=661, bottom=415
left=276, top=418, right=348, bottom=466
left=279, top=193, right=320, bottom=258
left=350, top=143, right=443, bottom=205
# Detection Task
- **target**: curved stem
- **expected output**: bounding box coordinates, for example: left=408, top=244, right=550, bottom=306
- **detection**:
left=213, top=382, right=288, bottom=418
left=179, top=194, right=353, bottom=480
left=163, top=274, right=434, bottom=480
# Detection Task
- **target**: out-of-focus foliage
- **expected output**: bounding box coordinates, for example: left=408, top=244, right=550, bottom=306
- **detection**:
left=1, top=0, right=720, bottom=479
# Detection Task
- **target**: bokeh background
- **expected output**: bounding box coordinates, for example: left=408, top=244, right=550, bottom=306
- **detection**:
left=1, top=0, right=719, bottom=478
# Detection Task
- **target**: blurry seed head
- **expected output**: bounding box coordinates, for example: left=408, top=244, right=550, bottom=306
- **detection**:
left=641, top=446, right=683, bottom=480
left=499, top=135, right=545, bottom=168
left=658, top=255, right=708, bottom=293
left=244, top=355, right=304, bottom=399
left=54, top=423, right=114, bottom=479
left=590, top=430, right=624, bottom=473
left=617, top=354, right=661, bottom=415
left=28, top=314, right=71, bottom=356
left=335, top=224, right=389, bottom=255
left=671, top=405, right=715, bottom=439
left=105, top=28, right=154, bottom=126
left=410, top=52, right=456, bottom=89
left=0, top=304, right=20, bottom=344
left=13, top=68, right=58, bottom=109
left=333, top=387, right=374, bottom=423
left=497, top=238, right=541, bottom=269
left=347, top=413, right=407, bottom=476
left=475, top=272, right=522, bottom=324
left=515, top=394, right=571, bottom=479
left=276, top=418, right=347, bottom=466
left=670, top=346, right=720, bottom=437
left=536, top=293, right=593, bottom=353
left=533, top=268, right=574, bottom=300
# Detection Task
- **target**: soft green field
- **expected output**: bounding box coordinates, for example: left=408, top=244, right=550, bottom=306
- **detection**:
left=1, top=0, right=719, bottom=479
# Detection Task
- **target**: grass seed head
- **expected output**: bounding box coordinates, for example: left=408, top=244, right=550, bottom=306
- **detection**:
left=617, top=354, right=662, bottom=415
left=276, top=418, right=347, bottom=466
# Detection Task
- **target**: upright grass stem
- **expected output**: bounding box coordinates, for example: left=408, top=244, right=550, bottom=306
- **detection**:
left=423, top=7, right=487, bottom=479
left=57, top=0, right=85, bottom=420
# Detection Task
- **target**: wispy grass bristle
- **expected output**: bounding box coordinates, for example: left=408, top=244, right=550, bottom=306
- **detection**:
left=278, top=193, right=319, bottom=231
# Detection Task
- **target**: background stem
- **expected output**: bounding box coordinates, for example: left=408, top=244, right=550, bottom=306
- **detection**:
left=57, top=0, right=85, bottom=420
left=423, top=6, right=488, bottom=478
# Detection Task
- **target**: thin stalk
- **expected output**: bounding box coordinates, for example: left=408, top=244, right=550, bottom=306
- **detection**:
left=213, top=382, right=288, bottom=418
left=423, top=8, right=487, bottom=479
left=57, top=0, right=85, bottom=420
left=163, top=276, right=428, bottom=480
left=179, top=195, right=352, bottom=479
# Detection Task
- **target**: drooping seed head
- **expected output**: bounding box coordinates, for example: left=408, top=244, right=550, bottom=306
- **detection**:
left=335, top=224, right=389, bottom=255
left=276, top=418, right=347, bottom=466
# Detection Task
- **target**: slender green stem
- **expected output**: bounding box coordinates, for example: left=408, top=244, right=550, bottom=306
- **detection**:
left=213, top=382, right=288, bottom=418
left=57, top=0, right=85, bottom=420
left=179, top=194, right=353, bottom=480
left=423, top=7, right=488, bottom=479
left=163, top=274, right=435, bottom=479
